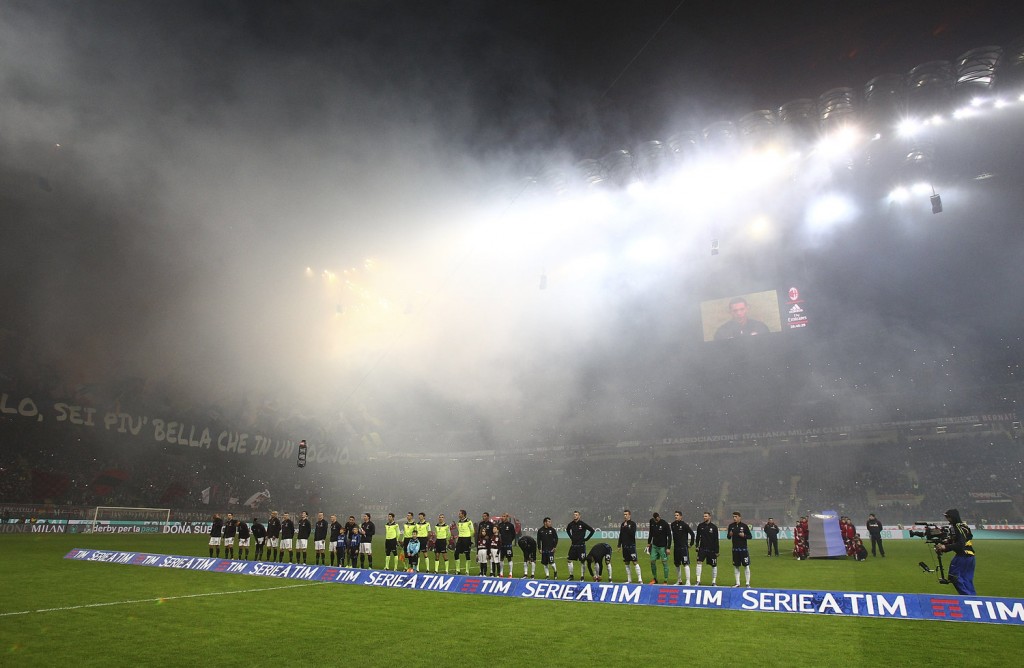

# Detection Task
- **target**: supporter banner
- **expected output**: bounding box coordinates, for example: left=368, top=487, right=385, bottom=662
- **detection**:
left=0, top=392, right=347, bottom=464
left=64, top=548, right=1023, bottom=626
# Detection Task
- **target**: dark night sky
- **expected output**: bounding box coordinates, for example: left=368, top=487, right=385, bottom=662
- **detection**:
left=1, top=1, right=1023, bottom=448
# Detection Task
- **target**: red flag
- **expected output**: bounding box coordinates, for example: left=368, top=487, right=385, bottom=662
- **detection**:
left=92, top=469, right=129, bottom=495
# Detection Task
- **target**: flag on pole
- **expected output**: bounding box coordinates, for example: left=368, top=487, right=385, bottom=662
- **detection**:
left=201, top=487, right=211, bottom=505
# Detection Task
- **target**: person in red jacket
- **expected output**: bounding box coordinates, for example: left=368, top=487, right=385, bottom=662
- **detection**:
left=840, top=516, right=856, bottom=556
left=793, top=516, right=808, bottom=560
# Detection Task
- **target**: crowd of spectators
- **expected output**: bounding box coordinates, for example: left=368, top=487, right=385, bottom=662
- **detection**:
left=3, top=409, right=1021, bottom=528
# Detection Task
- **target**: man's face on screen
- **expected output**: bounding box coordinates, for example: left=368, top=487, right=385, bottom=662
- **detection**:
left=729, top=301, right=748, bottom=324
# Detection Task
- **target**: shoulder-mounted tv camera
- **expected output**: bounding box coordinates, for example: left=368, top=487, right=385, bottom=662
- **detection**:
left=909, top=522, right=950, bottom=544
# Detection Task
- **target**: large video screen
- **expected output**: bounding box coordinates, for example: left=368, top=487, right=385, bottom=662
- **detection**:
left=700, top=286, right=808, bottom=342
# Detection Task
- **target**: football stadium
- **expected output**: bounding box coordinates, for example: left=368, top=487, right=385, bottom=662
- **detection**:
left=2, top=1, right=1023, bottom=665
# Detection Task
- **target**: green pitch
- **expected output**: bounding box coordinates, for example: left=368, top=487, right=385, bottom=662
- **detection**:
left=0, top=534, right=1020, bottom=667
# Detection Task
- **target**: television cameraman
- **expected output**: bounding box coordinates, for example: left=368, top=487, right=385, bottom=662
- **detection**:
left=934, top=508, right=976, bottom=596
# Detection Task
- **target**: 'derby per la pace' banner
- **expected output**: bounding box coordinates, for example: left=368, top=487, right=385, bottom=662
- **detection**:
left=64, top=549, right=1023, bottom=626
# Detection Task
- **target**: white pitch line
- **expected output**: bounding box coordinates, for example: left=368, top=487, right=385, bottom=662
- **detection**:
left=0, top=581, right=322, bottom=618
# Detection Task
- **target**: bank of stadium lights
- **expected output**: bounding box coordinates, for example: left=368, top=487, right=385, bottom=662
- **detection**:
left=900, top=92, right=1024, bottom=137
left=531, top=42, right=1022, bottom=227
left=886, top=93, right=1024, bottom=213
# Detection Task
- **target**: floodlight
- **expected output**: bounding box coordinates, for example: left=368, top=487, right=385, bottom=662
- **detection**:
left=888, top=186, right=910, bottom=203
left=747, top=215, right=773, bottom=241
left=806, top=193, right=857, bottom=228
left=815, top=125, right=860, bottom=157
left=897, top=118, right=923, bottom=137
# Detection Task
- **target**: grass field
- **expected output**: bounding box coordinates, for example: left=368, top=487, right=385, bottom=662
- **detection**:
left=1, top=534, right=1021, bottom=667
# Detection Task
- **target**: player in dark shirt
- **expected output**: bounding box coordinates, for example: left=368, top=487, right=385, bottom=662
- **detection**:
left=496, top=514, right=517, bottom=577
left=266, top=511, right=282, bottom=562
left=517, top=534, right=537, bottom=578
left=694, top=512, right=719, bottom=586
left=670, top=511, right=696, bottom=586
left=296, top=511, right=312, bottom=564
left=360, top=514, right=376, bottom=569
left=313, top=512, right=329, bottom=565
left=236, top=518, right=251, bottom=560
left=617, top=510, right=642, bottom=584
left=537, top=517, right=559, bottom=579
left=565, top=511, right=595, bottom=582
left=250, top=518, right=266, bottom=560
left=280, top=513, right=296, bottom=563
left=329, top=514, right=343, bottom=566
left=726, top=511, right=752, bottom=587
left=208, top=514, right=223, bottom=558
left=222, top=513, right=238, bottom=559
left=478, top=512, right=494, bottom=542
left=585, top=543, right=613, bottom=582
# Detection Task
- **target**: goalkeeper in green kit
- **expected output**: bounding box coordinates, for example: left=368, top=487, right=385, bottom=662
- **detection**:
left=646, top=512, right=672, bottom=584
